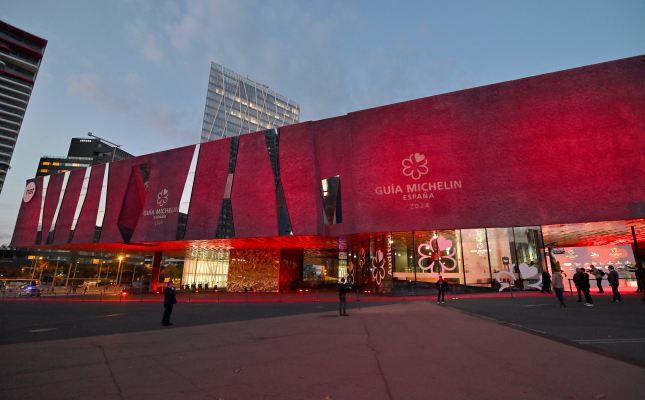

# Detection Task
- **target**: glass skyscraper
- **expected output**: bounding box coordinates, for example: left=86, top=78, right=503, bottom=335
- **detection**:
left=0, top=21, right=47, bottom=195
left=200, top=62, right=300, bottom=142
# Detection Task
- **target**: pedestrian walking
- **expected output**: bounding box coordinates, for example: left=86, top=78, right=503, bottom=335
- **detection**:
left=162, top=281, right=177, bottom=326
left=436, top=275, right=447, bottom=304
left=573, top=268, right=583, bottom=302
left=634, top=263, right=643, bottom=294
left=590, top=264, right=605, bottom=293
left=579, top=269, right=593, bottom=306
left=338, top=278, right=350, bottom=316
left=541, top=269, right=552, bottom=294
left=607, top=266, right=622, bottom=303
left=552, top=268, right=566, bottom=307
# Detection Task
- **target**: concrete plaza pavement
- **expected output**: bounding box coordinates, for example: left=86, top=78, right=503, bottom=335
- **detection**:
left=1, top=299, right=644, bottom=399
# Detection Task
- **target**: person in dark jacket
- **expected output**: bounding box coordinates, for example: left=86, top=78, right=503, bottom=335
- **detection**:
left=541, top=270, right=552, bottom=294
left=436, top=275, right=447, bottom=304
left=338, top=278, right=350, bottom=316
left=162, top=281, right=177, bottom=326
left=634, top=263, right=643, bottom=294
left=578, top=269, right=593, bottom=306
left=573, top=268, right=583, bottom=302
left=607, top=266, right=622, bottom=303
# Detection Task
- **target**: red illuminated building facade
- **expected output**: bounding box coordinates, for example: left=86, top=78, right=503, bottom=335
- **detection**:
left=10, top=55, right=645, bottom=293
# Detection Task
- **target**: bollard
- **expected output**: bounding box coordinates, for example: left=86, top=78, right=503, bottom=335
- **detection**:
left=402, top=286, right=405, bottom=301
left=217, top=290, right=220, bottom=302
left=66, top=291, right=69, bottom=301
left=140, top=290, right=143, bottom=302
left=246, top=291, right=249, bottom=302
left=188, top=290, right=191, bottom=303
left=316, top=290, right=319, bottom=302
left=278, top=289, right=281, bottom=302
left=453, top=285, right=457, bottom=300
left=356, top=287, right=360, bottom=301
left=100, top=292, right=102, bottom=302
left=509, top=285, right=513, bottom=298
left=53, top=292, right=56, bottom=302
left=120, top=292, right=122, bottom=303
left=83, top=292, right=85, bottom=302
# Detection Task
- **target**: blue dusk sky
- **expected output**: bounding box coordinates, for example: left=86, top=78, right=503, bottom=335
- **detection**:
left=0, top=0, right=644, bottom=243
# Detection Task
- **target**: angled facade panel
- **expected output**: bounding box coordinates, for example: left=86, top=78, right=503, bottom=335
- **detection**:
left=38, top=173, right=64, bottom=245
left=9, top=177, right=43, bottom=247
left=50, top=168, right=84, bottom=245
left=231, top=131, right=278, bottom=238
left=70, top=164, right=105, bottom=244
left=183, top=138, right=232, bottom=240
left=279, top=122, right=322, bottom=237
left=131, top=146, right=195, bottom=243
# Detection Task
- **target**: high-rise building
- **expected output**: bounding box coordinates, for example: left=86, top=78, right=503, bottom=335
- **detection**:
left=200, top=62, right=300, bottom=142
left=0, top=21, right=47, bottom=194
left=36, top=137, right=133, bottom=177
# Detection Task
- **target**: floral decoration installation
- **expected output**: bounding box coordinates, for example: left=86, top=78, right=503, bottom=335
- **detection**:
left=417, top=236, right=457, bottom=276
left=494, top=263, right=543, bottom=292
left=372, top=250, right=386, bottom=285
left=347, top=261, right=355, bottom=284
left=402, top=153, right=429, bottom=180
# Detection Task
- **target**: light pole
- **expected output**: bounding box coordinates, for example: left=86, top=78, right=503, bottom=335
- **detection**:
left=116, top=256, right=123, bottom=287
left=50, top=262, right=59, bottom=292
left=104, top=262, right=110, bottom=291
left=30, top=256, right=42, bottom=279
left=88, top=132, right=122, bottom=162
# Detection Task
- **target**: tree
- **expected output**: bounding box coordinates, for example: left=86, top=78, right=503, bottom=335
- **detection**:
left=161, top=264, right=180, bottom=280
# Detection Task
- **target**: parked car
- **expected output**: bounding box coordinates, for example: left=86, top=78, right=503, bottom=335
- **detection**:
left=122, top=280, right=151, bottom=294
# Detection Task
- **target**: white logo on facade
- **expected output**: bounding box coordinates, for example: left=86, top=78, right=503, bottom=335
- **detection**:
left=23, top=182, right=36, bottom=203
left=402, top=153, right=429, bottom=180
left=494, top=263, right=543, bottom=292
left=372, top=250, right=386, bottom=285
left=157, top=189, right=169, bottom=206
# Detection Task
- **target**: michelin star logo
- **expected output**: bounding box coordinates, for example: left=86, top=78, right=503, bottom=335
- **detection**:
left=402, top=153, right=428, bottom=180
left=157, top=189, right=169, bottom=206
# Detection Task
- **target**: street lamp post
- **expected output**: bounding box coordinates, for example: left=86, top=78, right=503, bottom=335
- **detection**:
left=50, top=261, right=59, bottom=292
left=116, top=256, right=123, bottom=287
left=30, top=256, right=42, bottom=279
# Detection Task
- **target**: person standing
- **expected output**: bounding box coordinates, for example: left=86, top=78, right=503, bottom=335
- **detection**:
left=552, top=268, right=566, bottom=307
left=573, top=268, right=583, bottom=302
left=607, top=266, right=622, bottom=303
left=337, top=278, right=350, bottom=316
left=579, top=269, right=593, bottom=306
left=590, top=264, right=605, bottom=294
left=436, top=275, right=447, bottom=305
left=162, top=281, right=177, bottom=326
left=541, top=269, right=552, bottom=294
left=634, top=263, right=643, bottom=294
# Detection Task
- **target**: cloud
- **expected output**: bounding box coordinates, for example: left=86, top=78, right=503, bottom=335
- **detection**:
left=67, top=72, right=193, bottom=144
left=126, top=21, right=164, bottom=62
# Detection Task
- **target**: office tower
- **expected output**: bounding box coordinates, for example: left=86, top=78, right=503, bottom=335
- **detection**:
left=0, top=21, right=47, bottom=194
left=200, top=62, right=300, bottom=142
left=36, top=137, right=133, bottom=177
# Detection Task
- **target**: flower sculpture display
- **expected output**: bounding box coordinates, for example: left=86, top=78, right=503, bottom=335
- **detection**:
left=402, top=153, right=429, bottom=180
left=495, top=263, right=543, bottom=292
left=372, top=250, right=386, bottom=285
left=358, top=248, right=366, bottom=270
left=347, top=261, right=355, bottom=284
left=417, top=236, right=457, bottom=276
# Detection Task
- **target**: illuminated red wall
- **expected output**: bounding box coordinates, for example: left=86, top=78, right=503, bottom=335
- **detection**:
left=10, top=55, right=645, bottom=249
